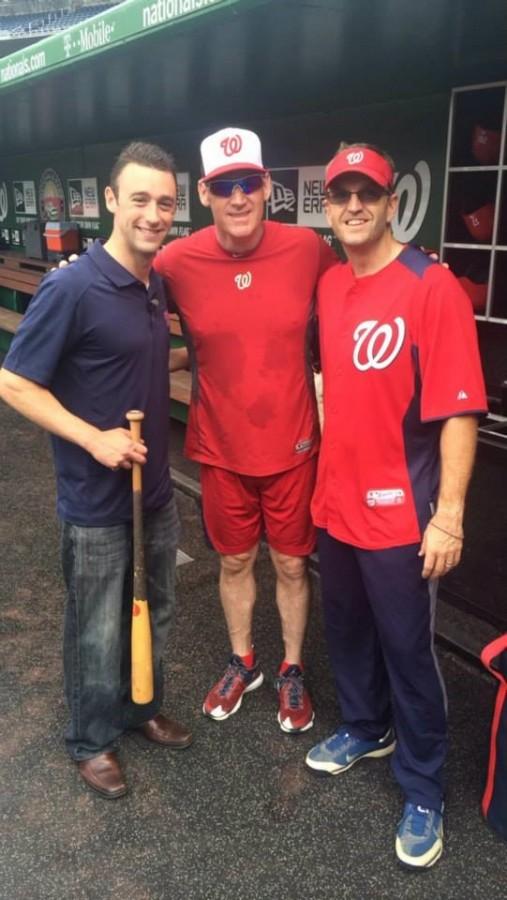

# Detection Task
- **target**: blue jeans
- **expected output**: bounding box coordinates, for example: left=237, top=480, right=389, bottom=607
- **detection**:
left=61, top=497, right=180, bottom=760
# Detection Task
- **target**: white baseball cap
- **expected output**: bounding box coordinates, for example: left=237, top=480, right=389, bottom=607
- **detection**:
left=200, top=127, right=266, bottom=181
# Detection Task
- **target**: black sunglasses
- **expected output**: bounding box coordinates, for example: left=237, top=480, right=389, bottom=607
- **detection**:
left=325, top=186, right=390, bottom=205
left=207, top=174, right=265, bottom=198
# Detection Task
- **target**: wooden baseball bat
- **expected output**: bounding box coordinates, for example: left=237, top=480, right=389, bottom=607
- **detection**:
left=126, top=409, right=154, bottom=704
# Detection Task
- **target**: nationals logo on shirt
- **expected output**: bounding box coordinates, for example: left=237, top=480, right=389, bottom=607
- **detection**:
left=353, top=317, right=406, bottom=371
left=234, top=271, right=252, bottom=291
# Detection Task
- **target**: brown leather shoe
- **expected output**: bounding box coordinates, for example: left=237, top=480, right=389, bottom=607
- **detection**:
left=77, top=751, right=127, bottom=799
left=136, top=713, right=193, bottom=749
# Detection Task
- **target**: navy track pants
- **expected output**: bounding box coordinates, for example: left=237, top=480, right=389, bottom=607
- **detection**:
left=317, top=528, right=447, bottom=809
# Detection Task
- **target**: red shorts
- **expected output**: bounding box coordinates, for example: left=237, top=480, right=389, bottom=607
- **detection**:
left=200, top=457, right=318, bottom=557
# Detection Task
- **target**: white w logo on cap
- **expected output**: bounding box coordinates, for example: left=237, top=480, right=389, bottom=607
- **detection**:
left=346, top=151, right=364, bottom=165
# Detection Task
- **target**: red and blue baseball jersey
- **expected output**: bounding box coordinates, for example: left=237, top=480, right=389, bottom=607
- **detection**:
left=155, top=221, right=336, bottom=475
left=311, top=245, right=487, bottom=549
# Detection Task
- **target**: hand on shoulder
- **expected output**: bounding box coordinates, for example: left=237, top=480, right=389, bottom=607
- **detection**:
left=51, top=253, right=81, bottom=272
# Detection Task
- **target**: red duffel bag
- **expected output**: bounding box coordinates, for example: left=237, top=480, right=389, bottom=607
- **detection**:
left=481, top=634, right=507, bottom=840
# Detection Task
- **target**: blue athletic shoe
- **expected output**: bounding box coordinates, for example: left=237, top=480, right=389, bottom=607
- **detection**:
left=395, top=803, right=444, bottom=869
left=305, top=725, right=396, bottom=775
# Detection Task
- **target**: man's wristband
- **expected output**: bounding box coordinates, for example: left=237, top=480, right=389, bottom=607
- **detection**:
left=429, top=521, right=464, bottom=542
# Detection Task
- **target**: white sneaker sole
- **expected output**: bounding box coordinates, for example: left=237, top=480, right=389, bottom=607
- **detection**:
left=203, top=671, right=264, bottom=720
left=395, top=832, right=443, bottom=869
left=305, top=740, right=396, bottom=774
left=278, top=711, right=315, bottom=734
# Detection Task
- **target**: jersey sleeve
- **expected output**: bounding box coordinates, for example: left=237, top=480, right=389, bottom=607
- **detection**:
left=2, top=272, right=82, bottom=387
left=311, top=239, right=337, bottom=370
left=415, top=266, right=487, bottom=421
left=153, top=242, right=179, bottom=312
left=153, top=243, right=168, bottom=277
left=317, top=236, right=338, bottom=277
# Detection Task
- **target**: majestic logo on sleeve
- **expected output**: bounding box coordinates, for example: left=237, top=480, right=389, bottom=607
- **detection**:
left=234, top=271, right=252, bottom=291
left=220, top=134, right=243, bottom=157
left=353, top=317, right=406, bottom=371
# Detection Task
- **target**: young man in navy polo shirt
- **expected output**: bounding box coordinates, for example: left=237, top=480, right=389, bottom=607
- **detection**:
left=0, top=142, right=192, bottom=799
left=305, top=144, right=487, bottom=868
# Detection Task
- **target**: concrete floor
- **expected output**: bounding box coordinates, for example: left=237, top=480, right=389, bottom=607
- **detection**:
left=1, top=403, right=507, bottom=900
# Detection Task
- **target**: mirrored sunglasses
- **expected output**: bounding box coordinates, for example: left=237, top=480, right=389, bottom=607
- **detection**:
left=207, top=173, right=265, bottom=198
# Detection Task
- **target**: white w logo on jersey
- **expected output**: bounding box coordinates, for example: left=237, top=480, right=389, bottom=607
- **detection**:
left=234, top=272, right=252, bottom=291
left=353, top=317, right=406, bottom=371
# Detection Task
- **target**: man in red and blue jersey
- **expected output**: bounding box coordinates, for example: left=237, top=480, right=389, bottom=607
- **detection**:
left=305, top=143, right=487, bottom=869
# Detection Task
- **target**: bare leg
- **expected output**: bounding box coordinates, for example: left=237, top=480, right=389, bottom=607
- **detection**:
left=219, top=544, right=259, bottom=656
left=269, top=549, right=309, bottom=664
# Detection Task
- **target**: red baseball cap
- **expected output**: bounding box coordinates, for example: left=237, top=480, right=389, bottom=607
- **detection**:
left=462, top=202, right=495, bottom=243
left=325, top=146, right=394, bottom=190
left=472, top=125, right=501, bottom=166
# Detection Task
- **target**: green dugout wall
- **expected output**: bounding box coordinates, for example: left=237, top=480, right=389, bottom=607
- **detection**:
left=1, top=0, right=506, bottom=382
left=0, top=0, right=506, bottom=372
left=0, top=0, right=505, bottom=252
left=0, top=93, right=448, bottom=248
left=0, top=0, right=507, bottom=628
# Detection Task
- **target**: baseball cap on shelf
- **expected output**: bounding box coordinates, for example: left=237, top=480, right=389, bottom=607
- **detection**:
left=458, top=276, right=487, bottom=313
left=462, top=202, right=495, bottom=243
left=200, top=127, right=266, bottom=181
left=325, top=146, right=394, bottom=191
left=471, top=124, right=501, bottom=166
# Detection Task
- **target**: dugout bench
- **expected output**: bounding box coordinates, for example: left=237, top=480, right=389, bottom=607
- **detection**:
left=0, top=251, right=53, bottom=297
left=166, top=313, right=191, bottom=421
left=0, top=251, right=54, bottom=352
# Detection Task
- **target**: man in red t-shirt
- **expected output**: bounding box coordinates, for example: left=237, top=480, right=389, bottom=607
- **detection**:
left=155, top=128, right=335, bottom=734
left=304, top=144, right=487, bottom=869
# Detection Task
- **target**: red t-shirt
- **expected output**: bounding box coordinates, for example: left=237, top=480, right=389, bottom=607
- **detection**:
left=311, top=245, right=487, bottom=549
left=155, top=221, right=336, bottom=475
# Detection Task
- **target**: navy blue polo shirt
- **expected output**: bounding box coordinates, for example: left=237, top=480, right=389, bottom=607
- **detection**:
left=4, top=241, right=173, bottom=525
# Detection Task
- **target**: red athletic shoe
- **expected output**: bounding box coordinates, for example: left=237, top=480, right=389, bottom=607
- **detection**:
left=203, top=655, right=264, bottom=720
left=276, top=665, right=315, bottom=733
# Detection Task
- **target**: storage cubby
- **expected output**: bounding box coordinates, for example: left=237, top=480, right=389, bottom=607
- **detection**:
left=445, top=171, right=497, bottom=245
left=444, top=248, right=490, bottom=314
left=497, top=176, right=507, bottom=246
left=441, top=82, right=507, bottom=323
left=491, top=251, right=507, bottom=320
left=450, top=86, right=504, bottom=168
